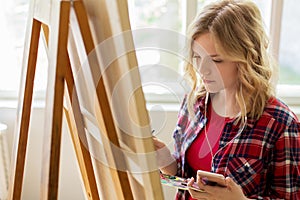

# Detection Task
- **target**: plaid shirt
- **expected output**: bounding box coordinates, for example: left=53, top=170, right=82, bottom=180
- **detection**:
left=173, top=95, right=300, bottom=200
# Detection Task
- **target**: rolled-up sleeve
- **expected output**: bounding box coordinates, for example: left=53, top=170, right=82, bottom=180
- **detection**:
left=172, top=96, right=189, bottom=176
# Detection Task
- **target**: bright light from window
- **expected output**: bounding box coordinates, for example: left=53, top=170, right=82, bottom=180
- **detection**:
left=0, top=0, right=299, bottom=104
left=136, top=50, right=160, bottom=65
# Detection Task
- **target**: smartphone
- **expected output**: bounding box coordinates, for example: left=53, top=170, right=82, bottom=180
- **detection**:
left=160, top=173, right=205, bottom=192
left=197, top=170, right=226, bottom=187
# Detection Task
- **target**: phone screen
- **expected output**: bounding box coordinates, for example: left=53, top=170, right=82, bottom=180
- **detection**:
left=197, top=170, right=226, bottom=187
left=201, top=177, right=226, bottom=187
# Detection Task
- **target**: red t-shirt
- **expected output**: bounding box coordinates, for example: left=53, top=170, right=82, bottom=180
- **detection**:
left=186, top=103, right=230, bottom=173
left=186, top=104, right=230, bottom=200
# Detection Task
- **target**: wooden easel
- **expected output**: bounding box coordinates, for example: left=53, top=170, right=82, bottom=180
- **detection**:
left=8, top=0, right=164, bottom=199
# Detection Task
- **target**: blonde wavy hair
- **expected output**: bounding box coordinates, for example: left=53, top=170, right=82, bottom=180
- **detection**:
left=185, top=0, right=276, bottom=121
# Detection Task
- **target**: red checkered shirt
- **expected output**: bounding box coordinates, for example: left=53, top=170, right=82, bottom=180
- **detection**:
left=173, top=95, right=300, bottom=200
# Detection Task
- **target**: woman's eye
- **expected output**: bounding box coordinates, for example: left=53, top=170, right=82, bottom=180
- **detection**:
left=212, top=59, right=223, bottom=63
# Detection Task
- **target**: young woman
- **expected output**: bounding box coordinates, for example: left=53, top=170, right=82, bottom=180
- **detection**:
left=153, top=0, right=300, bottom=199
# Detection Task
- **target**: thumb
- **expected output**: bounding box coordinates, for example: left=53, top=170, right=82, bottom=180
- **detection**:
left=225, top=177, right=238, bottom=190
left=225, top=177, right=247, bottom=199
left=153, top=137, right=166, bottom=149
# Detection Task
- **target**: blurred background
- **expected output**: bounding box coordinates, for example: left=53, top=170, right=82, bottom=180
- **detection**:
left=0, top=0, right=299, bottom=199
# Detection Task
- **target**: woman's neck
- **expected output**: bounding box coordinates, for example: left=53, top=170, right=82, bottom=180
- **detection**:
left=211, top=90, right=240, bottom=118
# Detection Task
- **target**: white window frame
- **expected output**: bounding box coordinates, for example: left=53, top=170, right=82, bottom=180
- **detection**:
left=269, top=0, right=300, bottom=112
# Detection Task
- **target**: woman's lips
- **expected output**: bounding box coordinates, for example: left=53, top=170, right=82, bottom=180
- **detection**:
left=203, top=79, right=214, bottom=84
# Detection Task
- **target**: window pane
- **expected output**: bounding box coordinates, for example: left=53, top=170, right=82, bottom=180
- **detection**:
left=0, top=0, right=47, bottom=96
left=129, top=0, right=184, bottom=99
left=252, top=0, right=272, bottom=31
left=0, top=1, right=28, bottom=93
left=278, top=0, right=300, bottom=84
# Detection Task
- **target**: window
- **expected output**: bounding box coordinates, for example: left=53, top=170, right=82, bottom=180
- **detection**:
left=0, top=1, right=27, bottom=93
left=0, top=0, right=47, bottom=104
left=128, top=0, right=186, bottom=103
left=129, top=0, right=300, bottom=106
left=0, top=0, right=299, bottom=109
left=278, top=0, right=300, bottom=85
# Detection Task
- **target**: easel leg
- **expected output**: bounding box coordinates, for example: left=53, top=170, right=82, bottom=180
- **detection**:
left=64, top=52, right=100, bottom=200
left=40, top=2, right=70, bottom=199
left=7, top=19, right=41, bottom=200
left=40, top=8, right=100, bottom=199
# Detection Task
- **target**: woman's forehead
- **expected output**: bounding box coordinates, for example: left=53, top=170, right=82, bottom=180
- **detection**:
left=192, top=33, right=219, bottom=56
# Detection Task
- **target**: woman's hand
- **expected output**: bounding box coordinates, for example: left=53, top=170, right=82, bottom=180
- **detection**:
left=187, top=176, right=249, bottom=200
left=152, top=136, right=177, bottom=175
left=152, top=136, right=167, bottom=150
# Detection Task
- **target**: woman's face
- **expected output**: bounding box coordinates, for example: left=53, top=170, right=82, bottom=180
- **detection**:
left=192, top=33, right=238, bottom=94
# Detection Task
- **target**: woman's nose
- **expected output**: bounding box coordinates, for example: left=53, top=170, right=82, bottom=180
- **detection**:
left=198, top=59, right=211, bottom=76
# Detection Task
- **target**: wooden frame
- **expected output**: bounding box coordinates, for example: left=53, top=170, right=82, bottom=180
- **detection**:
left=8, top=0, right=164, bottom=199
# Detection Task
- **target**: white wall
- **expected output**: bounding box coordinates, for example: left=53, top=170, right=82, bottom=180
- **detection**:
left=0, top=106, right=86, bottom=200
left=0, top=104, right=179, bottom=200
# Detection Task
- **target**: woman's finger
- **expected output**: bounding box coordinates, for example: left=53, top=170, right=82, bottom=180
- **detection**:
left=187, top=177, right=211, bottom=199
